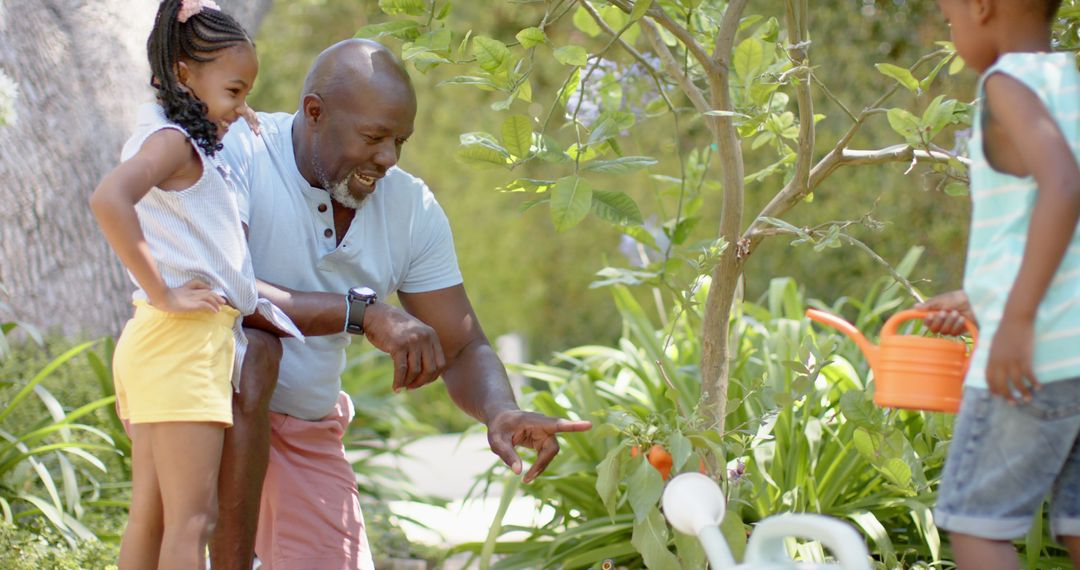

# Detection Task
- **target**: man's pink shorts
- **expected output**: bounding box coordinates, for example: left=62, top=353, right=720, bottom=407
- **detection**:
left=255, top=392, right=375, bottom=570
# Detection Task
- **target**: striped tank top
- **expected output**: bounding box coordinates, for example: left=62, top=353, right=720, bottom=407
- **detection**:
left=119, top=104, right=302, bottom=384
left=963, top=52, right=1080, bottom=387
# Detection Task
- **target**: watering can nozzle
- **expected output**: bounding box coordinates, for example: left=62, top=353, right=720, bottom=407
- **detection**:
left=804, top=308, right=881, bottom=370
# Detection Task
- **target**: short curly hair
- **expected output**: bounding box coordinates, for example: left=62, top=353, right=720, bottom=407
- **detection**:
left=147, top=0, right=252, bottom=156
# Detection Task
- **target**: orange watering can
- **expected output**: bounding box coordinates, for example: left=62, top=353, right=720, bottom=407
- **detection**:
left=805, top=309, right=977, bottom=413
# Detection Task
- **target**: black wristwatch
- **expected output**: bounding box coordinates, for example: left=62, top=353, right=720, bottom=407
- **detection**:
left=346, top=286, right=377, bottom=335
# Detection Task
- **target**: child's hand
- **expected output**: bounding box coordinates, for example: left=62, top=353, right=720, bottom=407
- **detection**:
left=915, top=290, right=977, bottom=335
left=152, top=279, right=225, bottom=314
left=987, top=319, right=1040, bottom=403
left=240, top=104, right=260, bottom=137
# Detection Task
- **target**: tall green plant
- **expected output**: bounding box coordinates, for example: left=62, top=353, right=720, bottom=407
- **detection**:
left=0, top=325, right=126, bottom=547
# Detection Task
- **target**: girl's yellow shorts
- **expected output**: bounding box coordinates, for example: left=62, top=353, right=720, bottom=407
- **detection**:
left=113, top=301, right=239, bottom=426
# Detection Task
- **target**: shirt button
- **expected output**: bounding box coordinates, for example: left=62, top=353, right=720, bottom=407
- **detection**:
left=324, top=228, right=333, bottom=238
left=318, top=204, right=328, bottom=213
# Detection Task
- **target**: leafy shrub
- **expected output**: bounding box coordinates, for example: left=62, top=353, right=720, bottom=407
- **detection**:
left=0, top=521, right=118, bottom=569
left=0, top=321, right=129, bottom=548
left=455, top=267, right=1071, bottom=568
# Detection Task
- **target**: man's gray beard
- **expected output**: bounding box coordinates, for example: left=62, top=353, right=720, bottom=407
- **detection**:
left=311, top=140, right=367, bottom=210
left=328, top=176, right=367, bottom=210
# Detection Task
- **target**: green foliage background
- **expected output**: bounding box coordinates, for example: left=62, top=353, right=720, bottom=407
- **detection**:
left=248, top=0, right=973, bottom=359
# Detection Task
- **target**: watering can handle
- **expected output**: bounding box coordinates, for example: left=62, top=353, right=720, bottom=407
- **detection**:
left=882, top=309, right=979, bottom=346
left=744, top=514, right=872, bottom=570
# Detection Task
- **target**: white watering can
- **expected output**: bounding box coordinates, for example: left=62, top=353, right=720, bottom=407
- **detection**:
left=662, top=473, right=871, bottom=570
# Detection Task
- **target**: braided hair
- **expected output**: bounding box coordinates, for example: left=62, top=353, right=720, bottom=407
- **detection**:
left=147, top=0, right=252, bottom=156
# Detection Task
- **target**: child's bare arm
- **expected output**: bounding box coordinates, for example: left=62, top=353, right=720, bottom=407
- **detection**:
left=89, top=130, right=224, bottom=313
left=984, top=73, right=1080, bottom=401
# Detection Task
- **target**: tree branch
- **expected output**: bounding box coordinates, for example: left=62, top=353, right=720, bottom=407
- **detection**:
left=783, top=0, right=814, bottom=240
left=741, top=49, right=952, bottom=250
left=578, top=0, right=658, bottom=74
left=639, top=18, right=714, bottom=135
left=607, top=0, right=721, bottom=76
left=840, top=145, right=971, bottom=168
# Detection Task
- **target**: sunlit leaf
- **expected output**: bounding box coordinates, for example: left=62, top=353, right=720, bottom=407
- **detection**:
left=472, top=36, right=510, bottom=72
left=550, top=176, right=593, bottom=231
left=591, top=190, right=643, bottom=226
left=876, top=63, right=920, bottom=93
left=572, top=5, right=602, bottom=37
left=378, top=0, right=426, bottom=17
left=500, top=115, right=533, bottom=159
left=582, top=156, right=657, bottom=174
left=354, top=20, right=421, bottom=40
left=629, top=0, right=654, bottom=22
left=554, top=45, right=589, bottom=67
left=516, top=27, right=546, bottom=48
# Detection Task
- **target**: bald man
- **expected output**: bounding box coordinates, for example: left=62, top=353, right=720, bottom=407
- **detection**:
left=209, top=39, right=592, bottom=569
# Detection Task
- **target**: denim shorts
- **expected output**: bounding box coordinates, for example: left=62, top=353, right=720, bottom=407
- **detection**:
left=935, top=378, right=1080, bottom=540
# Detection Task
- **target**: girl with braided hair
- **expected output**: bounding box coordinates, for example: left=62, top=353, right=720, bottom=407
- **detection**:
left=89, top=1, right=299, bottom=568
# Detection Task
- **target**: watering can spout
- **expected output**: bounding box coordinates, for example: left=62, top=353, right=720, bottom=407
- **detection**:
left=805, top=309, right=880, bottom=370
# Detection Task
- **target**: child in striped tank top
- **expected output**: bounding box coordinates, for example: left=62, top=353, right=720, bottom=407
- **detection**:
left=88, top=1, right=298, bottom=568
left=917, top=0, right=1080, bottom=567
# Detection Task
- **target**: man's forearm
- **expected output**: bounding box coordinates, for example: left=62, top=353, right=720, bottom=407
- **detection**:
left=255, top=280, right=347, bottom=336
left=441, top=340, right=519, bottom=424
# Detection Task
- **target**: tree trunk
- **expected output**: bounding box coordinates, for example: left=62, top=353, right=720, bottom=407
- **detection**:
left=0, top=0, right=271, bottom=337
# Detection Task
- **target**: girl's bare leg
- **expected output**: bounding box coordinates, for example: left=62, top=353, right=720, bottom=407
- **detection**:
left=150, top=422, right=225, bottom=570
left=118, top=424, right=164, bottom=570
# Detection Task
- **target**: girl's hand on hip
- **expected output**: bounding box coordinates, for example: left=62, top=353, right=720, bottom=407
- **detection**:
left=153, top=279, right=225, bottom=313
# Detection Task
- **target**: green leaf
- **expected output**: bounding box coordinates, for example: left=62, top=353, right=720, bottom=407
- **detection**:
left=582, top=156, right=657, bottom=174
left=631, top=507, right=681, bottom=569
left=498, top=178, right=555, bottom=193
left=402, top=45, right=451, bottom=65
left=591, top=191, right=643, bottom=226
left=886, top=108, right=921, bottom=142
left=515, top=27, right=546, bottom=48
left=949, top=54, right=966, bottom=75
left=629, top=0, right=654, bottom=22
left=572, top=5, right=602, bottom=37
left=883, top=457, right=912, bottom=486
left=852, top=427, right=877, bottom=459
left=596, top=445, right=626, bottom=519
left=720, top=509, right=748, bottom=561
left=626, top=457, right=663, bottom=522
left=456, top=134, right=510, bottom=169
left=674, top=530, right=707, bottom=570
left=436, top=2, right=451, bottom=19
left=437, top=75, right=500, bottom=90
left=550, top=176, right=593, bottom=232
left=734, top=37, right=766, bottom=80
left=622, top=225, right=659, bottom=251
left=355, top=20, right=421, bottom=40
left=472, top=36, right=510, bottom=73
left=587, top=111, right=635, bottom=146
left=553, top=45, right=589, bottom=67
left=500, top=115, right=533, bottom=159
left=558, top=67, right=581, bottom=108
left=876, top=63, right=920, bottom=93
left=668, top=431, right=691, bottom=472
left=378, top=0, right=427, bottom=17
left=922, top=95, right=957, bottom=135
left=944, top=181, right=969, bottom=196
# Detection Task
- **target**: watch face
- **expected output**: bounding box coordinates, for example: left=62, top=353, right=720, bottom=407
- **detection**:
left=349, top=286, right=377, bottom=301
